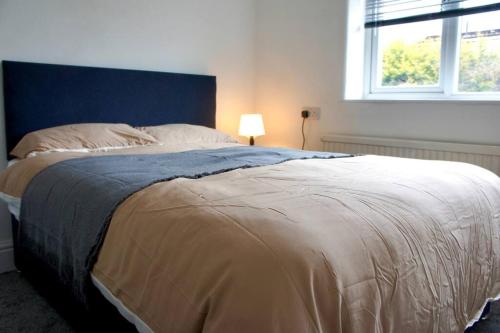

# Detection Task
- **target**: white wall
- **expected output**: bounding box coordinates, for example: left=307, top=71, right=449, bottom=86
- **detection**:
left=0, top=0, right=256, bottom=272
left=255, top=0, right=500, bottom=150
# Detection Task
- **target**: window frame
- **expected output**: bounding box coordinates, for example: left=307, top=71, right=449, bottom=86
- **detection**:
left=363, top=4, right=500, bottom=101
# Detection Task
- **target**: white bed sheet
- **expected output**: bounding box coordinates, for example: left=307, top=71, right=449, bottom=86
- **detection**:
left=91, top=274, right=153, bottom=333
left=0, top=192, right=20, bottom=220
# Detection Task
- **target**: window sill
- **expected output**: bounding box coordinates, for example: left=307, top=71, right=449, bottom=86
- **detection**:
left=343, top=94, right=500, bottom=105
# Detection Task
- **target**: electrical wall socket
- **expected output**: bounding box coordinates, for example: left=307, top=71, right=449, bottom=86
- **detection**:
left=302, top=107, right=321, bottom=120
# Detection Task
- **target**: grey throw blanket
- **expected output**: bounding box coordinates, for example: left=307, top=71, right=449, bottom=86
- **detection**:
left=20, top=146, right=351, bottom=305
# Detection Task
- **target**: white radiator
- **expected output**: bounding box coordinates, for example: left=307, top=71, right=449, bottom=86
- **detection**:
left=321, top=134, right=500, bottom=175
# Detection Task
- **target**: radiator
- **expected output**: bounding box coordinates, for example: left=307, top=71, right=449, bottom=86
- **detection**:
left=321, top=134, right=500, bottom=175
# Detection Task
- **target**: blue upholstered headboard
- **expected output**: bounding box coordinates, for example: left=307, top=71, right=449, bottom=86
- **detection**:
left=2, top=61, right=216, bottom=155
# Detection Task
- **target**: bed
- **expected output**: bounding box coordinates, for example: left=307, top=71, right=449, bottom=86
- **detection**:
left=1, top=61, right=499, bottom=333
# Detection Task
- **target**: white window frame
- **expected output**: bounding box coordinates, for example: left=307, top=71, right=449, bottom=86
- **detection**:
left=363, top=3, right=500, bottom=101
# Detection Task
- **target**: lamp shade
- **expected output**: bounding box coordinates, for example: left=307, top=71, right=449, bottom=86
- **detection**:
left=238, top=114, right=265, bottom=137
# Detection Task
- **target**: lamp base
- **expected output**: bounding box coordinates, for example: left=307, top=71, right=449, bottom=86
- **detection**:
left=249, top=136, right=255, bottom=146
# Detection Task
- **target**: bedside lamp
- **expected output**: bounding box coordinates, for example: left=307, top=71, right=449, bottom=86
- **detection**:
left=239, top=113, right=265, bottom=146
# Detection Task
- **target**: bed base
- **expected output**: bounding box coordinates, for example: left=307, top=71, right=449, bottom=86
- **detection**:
left=11, top=217, right=136, bottom=332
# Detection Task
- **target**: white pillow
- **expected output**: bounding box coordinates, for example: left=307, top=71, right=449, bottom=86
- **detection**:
left=137, top=124, right=238, bottom=145
left=11, top=123, right=159, bottom=159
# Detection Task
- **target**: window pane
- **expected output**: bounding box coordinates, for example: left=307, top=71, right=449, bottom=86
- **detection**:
left=458, top=11, right=500, bottom=93
left=377, top=20, right=442, bottom=88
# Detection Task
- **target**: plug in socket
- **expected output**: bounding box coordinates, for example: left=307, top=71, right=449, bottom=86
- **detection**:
left=302, top=107, right=321, bottom=120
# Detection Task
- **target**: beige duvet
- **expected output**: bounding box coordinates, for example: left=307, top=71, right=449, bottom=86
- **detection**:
left=1, top=145, right=499, bottom=333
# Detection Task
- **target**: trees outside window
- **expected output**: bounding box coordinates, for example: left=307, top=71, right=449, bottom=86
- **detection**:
left=367, top=10, right=500, bottom=98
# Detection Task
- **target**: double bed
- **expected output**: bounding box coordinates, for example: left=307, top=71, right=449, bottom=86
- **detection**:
left=1, top=61, right=499, bottom=333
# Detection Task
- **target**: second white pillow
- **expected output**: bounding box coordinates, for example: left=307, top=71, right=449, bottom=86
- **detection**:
left=137, top=124, right=238, bottom=145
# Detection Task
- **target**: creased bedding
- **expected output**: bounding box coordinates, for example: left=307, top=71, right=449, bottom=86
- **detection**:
left=18, top=147, right=349, bottom=305
left=1, top=147, right=499, bottom=333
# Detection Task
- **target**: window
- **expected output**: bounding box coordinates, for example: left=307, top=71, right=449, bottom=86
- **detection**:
left=364, top=0, right=500, bottom=99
